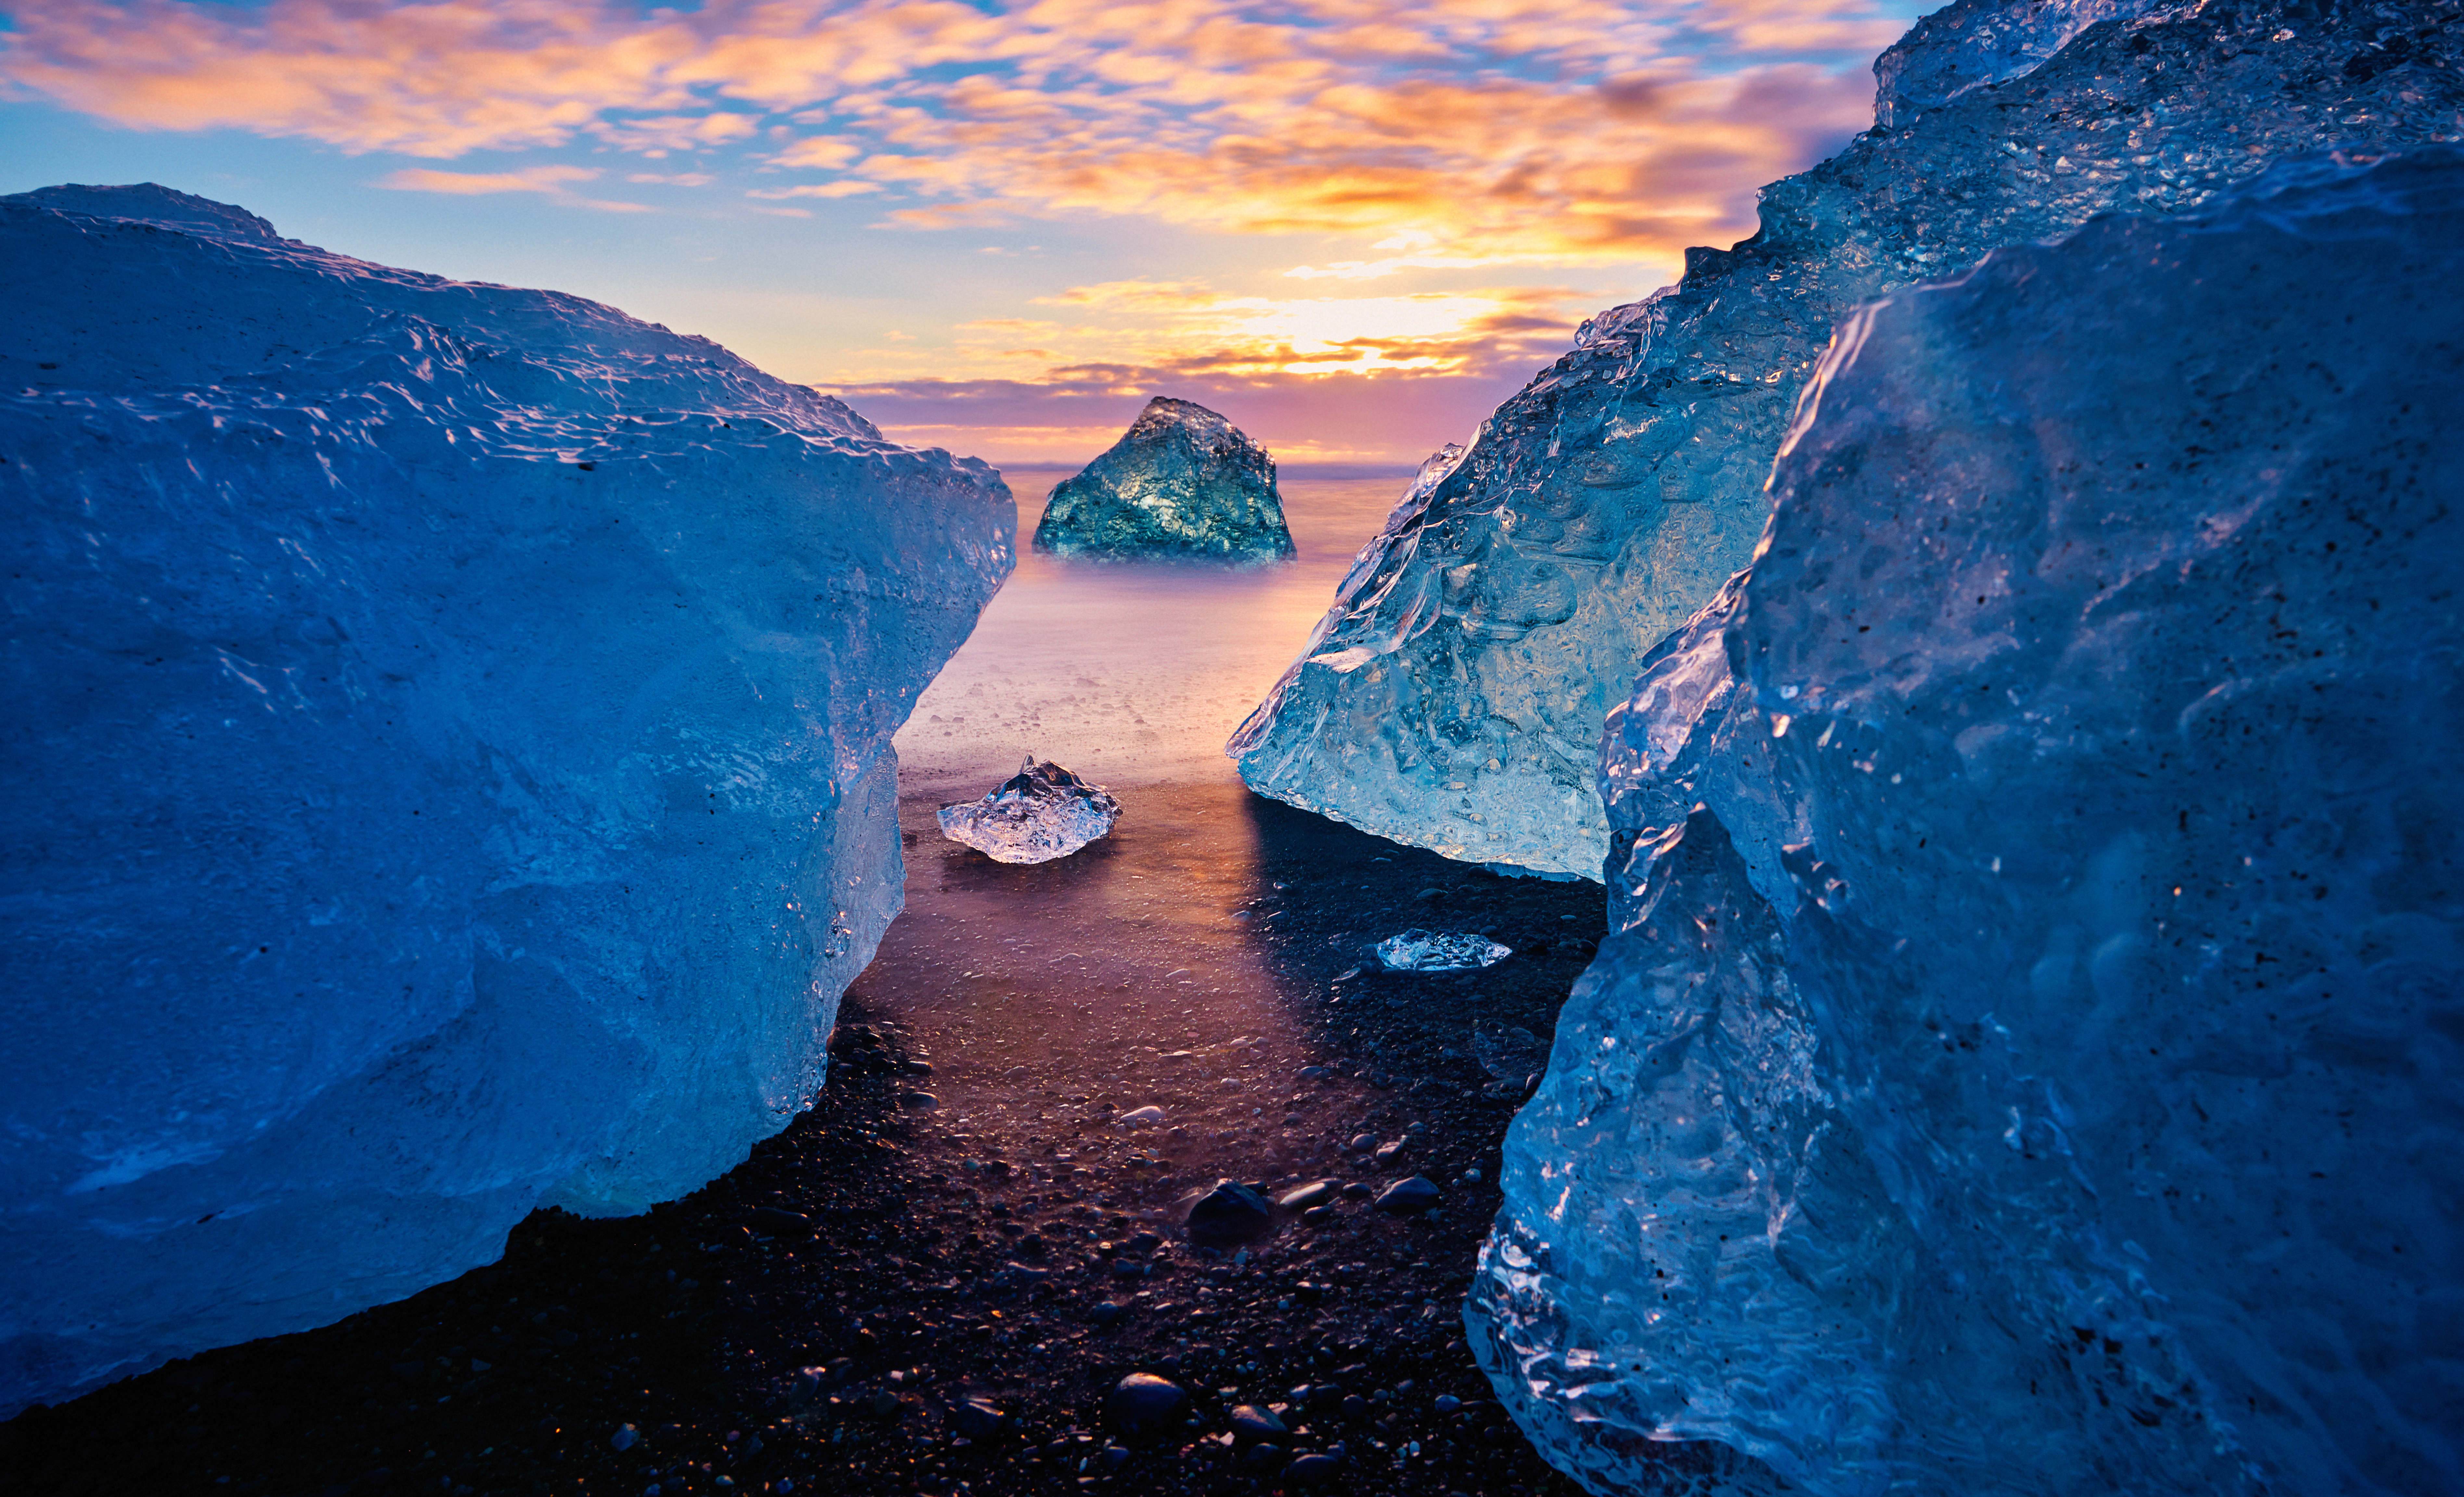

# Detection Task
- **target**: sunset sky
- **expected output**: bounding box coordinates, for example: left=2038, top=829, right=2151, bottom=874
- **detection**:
left=0, top=0, right=1929, bottom=466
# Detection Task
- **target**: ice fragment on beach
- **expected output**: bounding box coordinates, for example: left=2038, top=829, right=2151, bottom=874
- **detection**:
left=1032, top=396, right=1294, bottom=563
left=937, top=758, right=1121, bottom=863
left=1373, top=930, right=1510, bottom=972
left=0, top=183, right=1010, bottom=1414
left=1229, top=0, right=2464, bottom=878
left=1471, top=149, right=2464, bottom=1497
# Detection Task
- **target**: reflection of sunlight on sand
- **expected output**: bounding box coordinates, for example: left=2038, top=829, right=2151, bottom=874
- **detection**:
left=864, top=785, right=1368, bottom=1238
left=874, top=472, right=1440, bottom=1247
left=895, top=474, right=1405, bottom=798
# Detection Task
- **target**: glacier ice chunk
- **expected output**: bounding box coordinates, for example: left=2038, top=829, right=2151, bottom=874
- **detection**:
left=1033, top=396, right=1294, bottom=563
left=1473, top=149, right=2464, bottom=1496
left=1374, top=930, right=1512, bottom=972
left=0, top=184, right=1011, bottom=1413
left=936, top=757, right=1121, bottom=863
left=1231, top=0, right=2464, bottom=878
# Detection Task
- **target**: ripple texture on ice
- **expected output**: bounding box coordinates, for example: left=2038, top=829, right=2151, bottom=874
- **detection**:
left=1232, top=0, right=2464, bottom=878
left=0, top=184, right=1012, bottom=1412
left=1471, top=149, right=2464, bottom=1497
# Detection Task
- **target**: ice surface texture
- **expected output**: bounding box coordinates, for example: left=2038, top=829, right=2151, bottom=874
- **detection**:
left=0, top=185, right=1012, bottom=1412
left=1374, top=930, right=1513, bottom=973
left=1232, top=0, right=2464, bottom=878
left=1033, top=396, right=1295, bottom=563
left=936, top=758, right=1121, bottom=863
left=1470, top=151, right=2464, bottom=1497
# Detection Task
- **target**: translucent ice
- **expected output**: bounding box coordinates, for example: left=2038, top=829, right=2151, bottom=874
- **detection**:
left=1374, top=930, right=1513, bottom=972
left=1472, top=151, right=2464, bottom=1497
left=0, top=185, right=1011, bottom=1412
left=936, top=758, right=1122, bottom=863
left=1233, top=0, right=2464, bottom=878
left=1032, top=396, right=1294, bottom=563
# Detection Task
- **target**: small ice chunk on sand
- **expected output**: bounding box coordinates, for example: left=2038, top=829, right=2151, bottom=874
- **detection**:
left=1373, top=930, right=1511, bottom=972
left=937, top=757, right=1121, bottom=863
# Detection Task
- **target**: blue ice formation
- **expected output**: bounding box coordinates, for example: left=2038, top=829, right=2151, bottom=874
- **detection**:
left=1230, top=0, right=2464, bottom=878
left=1032, top=396, right=1294, bottom=562
left=0, top=185, right=1012, bottom=1412
left=1469, top=151, right=2464, bottom=1497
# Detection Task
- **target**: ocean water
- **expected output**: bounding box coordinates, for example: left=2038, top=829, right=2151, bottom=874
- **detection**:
left=895, top=473, right=1408, bottom=799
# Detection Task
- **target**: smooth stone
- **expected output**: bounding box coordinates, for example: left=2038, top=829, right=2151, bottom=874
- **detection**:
left=1184, top=1179, right=1274, bottom=1245
left=746, top=1207, right=813, bottom=1239
left=1104, top=1373, right=1188, bottom=1439
left=952, top=1398, right=1008, bottom=1438
left=1228, top=1404, right=1288, bottom=1436
left=1276, top=1180, right=1334, bottom=1211
left=1286, top=1452, right=1343, bottom=1482
left=1374, top=1176, right=1442, bottom=1213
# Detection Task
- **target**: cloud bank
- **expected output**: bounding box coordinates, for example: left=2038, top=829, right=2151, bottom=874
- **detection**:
left=2, top=0, right=1904, bottom=269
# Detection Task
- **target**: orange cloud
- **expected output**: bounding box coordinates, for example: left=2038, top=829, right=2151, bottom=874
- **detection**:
left=374, top=164, right=651, bottom=210
left=832, top=280, right=1594, bottom=392
left=1, top=0, right=1905, bottom=266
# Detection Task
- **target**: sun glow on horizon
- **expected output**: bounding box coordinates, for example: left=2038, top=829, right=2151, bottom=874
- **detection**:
left=0, top=0, right=1931, bottom=461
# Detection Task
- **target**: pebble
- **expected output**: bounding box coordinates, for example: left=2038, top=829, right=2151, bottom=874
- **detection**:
left=1184, top=1179, right=1274, bottom=1245
left=1374, top=1141, right=1405, bottom=1165
left=1297, top=1065, right=1331, bottom=1081
left=1116, top=1105, right=1166, bottom=1127
left=896, top=1091, right=938, bottom=1110
left=1346, top=1133, right=1377, bottom=1153
left=1301, top=1205, right=1335, bottom=1227
left=1088, top=1301, right=1124, bottom=1326
left=611, top=1424, right=639, bottom=1452
left=746, top=1206, right=814, bottom=1239
left=1227, top=1404, right=1288, bottom=1436
left=952, top=1397, right=1008, bottom=1437
left=1275, top=1180, right=1334, bottom=1212
left=1286, top=1452, right=1343, bottom=1482
left=1375, top=1176, right=1443, bottom=1213
left=1104, top=1373, right=1188, bottom=1439
left=1434, top=1394, right=1462, bottom=1414
left=1340, top=1182, right=1373, bottom=1200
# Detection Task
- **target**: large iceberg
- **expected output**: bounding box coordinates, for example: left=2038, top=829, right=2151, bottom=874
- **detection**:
left=0, top=185, right=1011, bottom=1412
left=1469, top=150, right=2464, bottom=1496
left=1230, top=0, right=2464, bottom=878
left=1032, top=396, right=1294, bottom=563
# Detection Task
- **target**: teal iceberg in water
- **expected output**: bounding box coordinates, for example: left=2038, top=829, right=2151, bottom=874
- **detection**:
left=1033, top=396, right=1294, bottom=563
